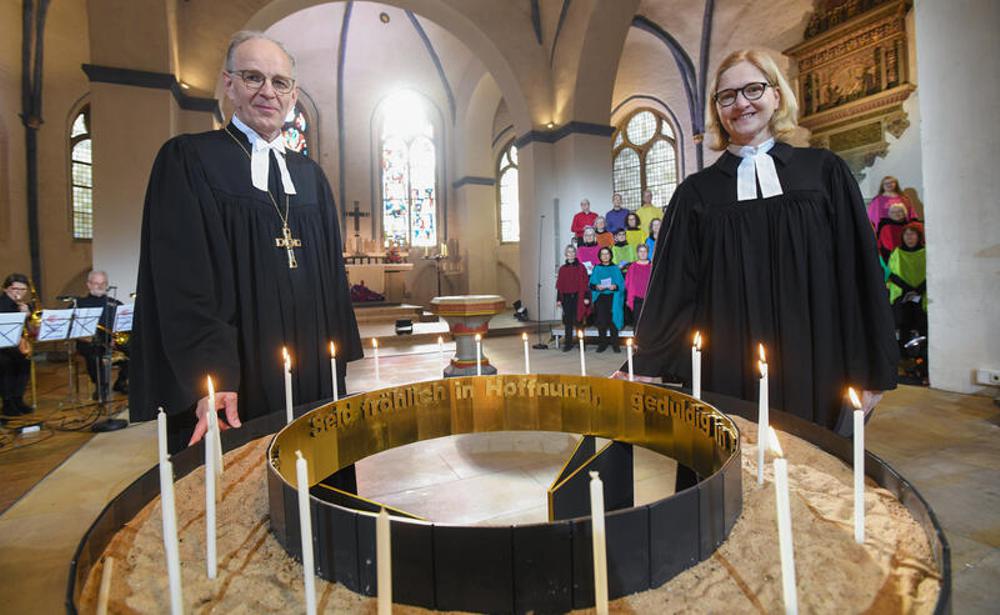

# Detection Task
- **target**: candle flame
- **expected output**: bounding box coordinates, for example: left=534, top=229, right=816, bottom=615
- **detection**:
left=372, top=338, right=378, bottom=348
left=207, top=375, right=215, bottom=396
left=282, top=347, right=290, bottom=368
left=758, top=360, right=766, bottom=377
left=767, top=426, right=784, bottom=457
left=848, top=387, right=862, bottom=410
left=758, top=343, right=766, bottom=363
left=522, top=332, right=528, bottom=341
left=475, top=333, right=482, bottom=342
left=694, top=331, right=702, bottom=350
left=295, top=450, right=304, bottom=461
left=329, top=341, right=336, bottom=357
left=437, top=335, right=443, bottom=344
left=626, top=337, right=633, bottom=347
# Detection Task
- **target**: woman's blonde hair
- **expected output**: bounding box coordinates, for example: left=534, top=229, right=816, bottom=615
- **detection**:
left=705, top=49, right=799, bottom=151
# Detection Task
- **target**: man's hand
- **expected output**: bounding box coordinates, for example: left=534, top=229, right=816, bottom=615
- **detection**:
left=188, top=391, right=241, bottom=447
left=861, top=390, right=883, bottom=418
left=609, top=370, right=659, bottom=383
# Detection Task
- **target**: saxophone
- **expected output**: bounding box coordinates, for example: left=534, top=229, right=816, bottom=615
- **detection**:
left=18, top=282, right=42, bottom=357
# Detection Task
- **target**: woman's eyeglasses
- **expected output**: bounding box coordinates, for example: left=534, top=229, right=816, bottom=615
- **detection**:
left=714, top=82, right=772, bottom=107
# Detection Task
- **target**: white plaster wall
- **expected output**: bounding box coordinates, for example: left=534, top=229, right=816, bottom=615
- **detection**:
left=914, top=0, right=1000, bottom=394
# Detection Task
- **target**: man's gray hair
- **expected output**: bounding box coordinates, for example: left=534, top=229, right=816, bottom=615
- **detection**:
left=225, top=30, right=297, bottom=77
left=87, top=270, right=108, bottom=282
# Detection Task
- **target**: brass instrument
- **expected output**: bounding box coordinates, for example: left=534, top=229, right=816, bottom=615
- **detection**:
left=18, top=281, right=42, bottom=357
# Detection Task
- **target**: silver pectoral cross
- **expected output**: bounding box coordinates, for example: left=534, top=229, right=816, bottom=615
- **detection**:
left=275, top=224, right=303, bottom=269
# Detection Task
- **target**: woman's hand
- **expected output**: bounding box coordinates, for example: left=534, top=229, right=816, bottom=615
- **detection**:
left=861, top=390, right=883, bottom=418
left=609, top=370, right=658, bottom=383
left=188, top=391, right=241, bottom=446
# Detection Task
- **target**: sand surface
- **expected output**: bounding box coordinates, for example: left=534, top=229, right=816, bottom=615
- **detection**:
left=79, top=417, right=941, bottom=614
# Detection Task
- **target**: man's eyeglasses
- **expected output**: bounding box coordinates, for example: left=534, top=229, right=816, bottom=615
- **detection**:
left=227, top=70, right=295, bottom=95
left=714, top=82, right=772, bottom=107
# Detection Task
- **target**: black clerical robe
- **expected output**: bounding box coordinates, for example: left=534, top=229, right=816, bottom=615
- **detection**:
left=130, top=124, right=362, bottom=445
left=632, top=142, right=898, bottom=430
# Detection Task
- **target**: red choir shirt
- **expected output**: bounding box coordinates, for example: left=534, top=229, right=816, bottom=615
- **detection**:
left=556, top=260, right=591, bottom=321
left=625, top=260, right=652, bottom=310
left=570, top=211, right=598, bottom=238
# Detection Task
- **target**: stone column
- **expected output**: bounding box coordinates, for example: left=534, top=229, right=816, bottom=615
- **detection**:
left=914, top=0, right=1000, bottom=393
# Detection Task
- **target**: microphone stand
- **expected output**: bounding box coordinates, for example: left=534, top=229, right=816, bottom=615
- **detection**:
left=532, top=214, right=548, bottom=349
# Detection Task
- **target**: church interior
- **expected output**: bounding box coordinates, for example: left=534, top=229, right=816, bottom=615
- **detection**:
left=0, top=0, right=998, bottom=613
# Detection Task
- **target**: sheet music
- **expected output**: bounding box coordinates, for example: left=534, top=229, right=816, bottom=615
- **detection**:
left=0, top=313, right=27, bottom=349
left=37, top=309, right=75, bottom=342
left=113, top=303, right=134, bottom=333
left=69, top=307, right=104, bottom=339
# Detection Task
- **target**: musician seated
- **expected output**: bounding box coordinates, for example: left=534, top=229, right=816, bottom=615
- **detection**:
left=76, top=270, right=128, bottom=401
left=0, top=273, right=34, bottom=416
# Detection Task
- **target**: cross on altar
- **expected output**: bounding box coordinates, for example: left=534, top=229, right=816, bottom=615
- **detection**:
left=275, top=224, right=302, bottom=268
left=347, top=200, right=370, bottom=254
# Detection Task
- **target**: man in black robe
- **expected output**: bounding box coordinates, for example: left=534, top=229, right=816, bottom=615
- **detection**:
left=76, top=270, right=127, bottom=401
left=130, top=31, right=362, bottom=452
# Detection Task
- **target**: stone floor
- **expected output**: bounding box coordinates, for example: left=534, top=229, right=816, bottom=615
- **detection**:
left=0, top=335, right=996, bottom=613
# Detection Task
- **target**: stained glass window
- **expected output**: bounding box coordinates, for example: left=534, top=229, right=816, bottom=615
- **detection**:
left=281, top=104, right=309, bottom=156
left=70, top=105, right=92, bottom=239
left=380, top=92, right=437, bottom=248
left=497, top=141, right=519, bottom=243
left=611, top=108, right=679, bottom=210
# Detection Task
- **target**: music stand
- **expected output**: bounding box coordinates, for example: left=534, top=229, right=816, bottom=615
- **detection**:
left=0, top=313, right=26, bottom=350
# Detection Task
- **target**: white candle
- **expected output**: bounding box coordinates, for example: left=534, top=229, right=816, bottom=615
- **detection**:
left=438, top=335, right=444, bottom=364
left=769, top=429, right=798, bottom=615
left=329, top=341, right=339, bottom=402
left=757, top=343, right=769, bottom=485
left=207, top=376, right=223, bottom=474
left=96, top=555, right=114, bottom=615
left=589, top=471, right=609, bottom=615
left=205, top=402, right=217, bottom=579
left=691, top=331, right=702, bottom=399
left=159, top=456, right=183, bottom=614
left=295, top=451, right=317, bottom=615
left=849, top=387, right=865, bottom=544
left=373, top=338, right=381, bottom=384
left=578, top=330, right=586, bottom=376
left=475, top=334, right=483, bottom=377
left=522, top=332, right=531, bottom=374
left=626, top=338, right=634, bottom=381
left=377, top=507, right=392, bottom=615
left=283, top=347, right=294, bottom=423
left=157, top=407, right=168, bottom=462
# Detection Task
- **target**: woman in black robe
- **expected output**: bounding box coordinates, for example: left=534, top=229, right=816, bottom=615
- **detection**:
left=620, top=49, right=897, bottom=431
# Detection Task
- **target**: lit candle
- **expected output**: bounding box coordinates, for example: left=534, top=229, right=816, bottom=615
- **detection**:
left=207, top=376, right=223, bottom=474
left=377, top=507, right=392, bottom=615
left=295, top=451, right=317, bottom=615
left=626, top=338, right=634, bottom=381
left=441, top=242, right=448, bottom=258
left=475, top=334, right=483, bottom=377
left=329, top=341, right=339, bottom=402
left=769, top=428, right=798, bottom=615
left=205, top=386, right=217, bottom=579
left=159, top=455, right=183, bottom=614
left=757, top=343, right=769, bottom=485
left=157, top=407, right=168, bottom=462
left=589, top=471, right=609, bottom=615
left=849, top=387, right=865, bottom=544
left=692, top=331, right=703, bottom=399
left=283, top=347, right=294, bottom=424
left=95, top=555, right=114, bottom=615
left=578, top=329, right=586, bottom=376
left=438, top=335, right=444, bottom=364
left=373, top=338, right=381, bottom=384
left=522, top=332, right=531, bottom=374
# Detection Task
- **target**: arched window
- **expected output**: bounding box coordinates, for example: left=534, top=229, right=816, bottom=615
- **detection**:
left=380, top=92, right=437, bottom=248
left=611, top=108, right=679, bottom=210
left=282, top=103, right=309, bottom=157
left=497, top=141, right=519, bottom=243
left=70, top=105, right=93, bottom=240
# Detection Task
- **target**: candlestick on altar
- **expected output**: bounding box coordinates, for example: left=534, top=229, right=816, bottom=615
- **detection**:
left=578, top=330, right=587, bottom=376
left=769, top=428, right=798, bottom=615
left=589, top=471, right=609, bottom=615
left=692, top=331, right=703, bottom=399
left=282, top=347, right=294, bottom=423
left=159, top=455, right=183, bottom=614
left=757, top=343, right=769, bottom=485
left=377, top=507, right=392, bottom=615
left=849, top=387, right=865, bottom=544
left=295, top=451, right=317, bottom=615
left=626, top=337, right=634, bottom=381
left=437, top=335, right=444, bottom=365
left=205, top=393, right=217, bottom=579
left=522, top=332, right=531, bottom=374
left=157, top=408, right=168, bottom=462
left=475, top=334, right=483, bottom=377
left=329, top=342, right=339, bottom=402
left=373, top=338, right=381, bottom=384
